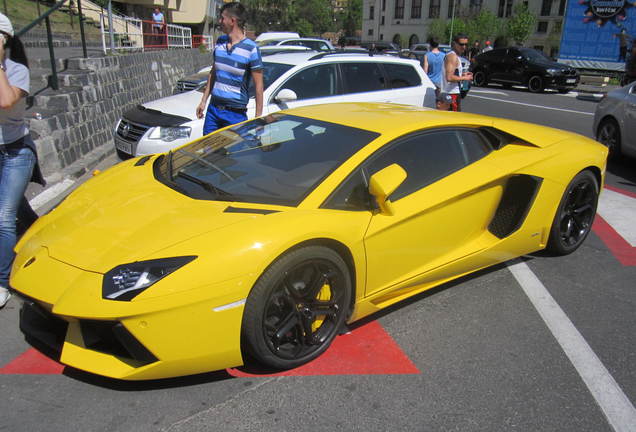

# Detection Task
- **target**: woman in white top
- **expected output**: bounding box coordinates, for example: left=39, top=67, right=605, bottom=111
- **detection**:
left=0, top=13, right=42, bottom=307
left=441, top=34, right=473, bottom=111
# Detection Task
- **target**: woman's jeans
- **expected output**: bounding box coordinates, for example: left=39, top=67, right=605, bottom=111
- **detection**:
left=0, top=145, right=36, bottom=287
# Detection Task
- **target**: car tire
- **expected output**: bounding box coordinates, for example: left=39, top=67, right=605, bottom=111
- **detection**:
left=546, top=170, right=599, bottom=256
left=473, top=70, right=488, bottom=87
left=596, top=118, right=622, bottom=160
left=528, top=75, right=544, bottom=93
left=242, top=246, right=352, bottom=370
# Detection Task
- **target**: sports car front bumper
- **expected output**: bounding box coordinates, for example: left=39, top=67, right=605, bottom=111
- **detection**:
left=12, top=250, right=249, bottom=380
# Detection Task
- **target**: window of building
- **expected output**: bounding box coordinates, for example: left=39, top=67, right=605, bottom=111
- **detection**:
left=448, top=0, right=461, bottom=18
left=412, top=0, right=422, bottom=18
left=550, top=46, right=559, bottom=58
left=537, top=21, right=548, bottom=33
left=368, top=29, right=373, bottom=36
left=370, top=5, right=374, bottom=19
left=558, top=0, right=566, bottom=15
left=506, top=0, right=513, bottom=17
left=540, top=0, right=552, bottom=16
left=469, top=0, right=482, bottom=14
left=381, top=16, right=385, bottom=25
left=395, top=0, right=405, bottom=19
left=382, top=0, right=386, bottom=11
left=553, top=20, right=562, bottom=32
left=430, top=0, right=441, bottom=18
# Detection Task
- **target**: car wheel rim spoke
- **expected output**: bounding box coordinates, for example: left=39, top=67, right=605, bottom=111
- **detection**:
left=262, top=258, right=345, bottom=360
left=559, top=180, right=596, bottom=247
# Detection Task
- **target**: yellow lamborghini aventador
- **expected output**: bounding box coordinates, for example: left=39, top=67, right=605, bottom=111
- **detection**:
left=11, top=103, right=607, bottom=380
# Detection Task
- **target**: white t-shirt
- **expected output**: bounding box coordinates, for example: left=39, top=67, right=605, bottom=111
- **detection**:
left=440, top=52, right=462, bottom=95
left=0, top=59, right=29, bottom=144
left=152, top=12, right=164, bottom=27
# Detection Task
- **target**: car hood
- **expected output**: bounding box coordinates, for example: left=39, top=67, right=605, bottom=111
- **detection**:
left=532, top=59, right=574, bottom=71
left=142, top=90, right=202, bottom=122
left=25, top=161, right=264, bottom=274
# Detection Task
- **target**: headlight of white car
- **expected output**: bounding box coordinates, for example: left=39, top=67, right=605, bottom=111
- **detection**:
left=148, top=126, right=192, bottom=142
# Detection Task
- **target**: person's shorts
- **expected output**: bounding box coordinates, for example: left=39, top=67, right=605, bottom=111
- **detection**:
left=449, top=94, right=462, bottom=112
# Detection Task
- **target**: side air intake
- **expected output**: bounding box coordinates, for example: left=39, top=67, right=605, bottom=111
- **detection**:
left=489, top=175, right=542, bottom=239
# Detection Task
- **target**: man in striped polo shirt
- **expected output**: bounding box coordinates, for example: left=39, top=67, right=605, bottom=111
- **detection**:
left=196, top=2, right=264, bottom=134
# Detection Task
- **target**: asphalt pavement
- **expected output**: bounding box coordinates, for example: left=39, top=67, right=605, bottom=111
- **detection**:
left=1, top=87, right=635, bottom=432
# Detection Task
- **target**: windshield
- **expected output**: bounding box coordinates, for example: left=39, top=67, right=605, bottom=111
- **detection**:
left=156, top=114, right=379, bottom=206
left=521, top=48, right=552, bottom=62
left=248, top=61, right=294, bottom=97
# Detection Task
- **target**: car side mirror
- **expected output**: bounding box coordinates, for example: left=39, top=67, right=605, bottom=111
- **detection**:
left=368, top=163, right=407, bottom=215
left=275, top=89, right=298, bottom=103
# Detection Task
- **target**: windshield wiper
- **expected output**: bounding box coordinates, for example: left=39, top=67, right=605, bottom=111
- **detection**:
left=175, top=148, right=235, bottom=181
left=175, top=171, right=234, bottom=200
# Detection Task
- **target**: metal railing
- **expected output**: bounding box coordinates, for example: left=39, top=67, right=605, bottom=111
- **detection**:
left=101, top=17, right=193, bottom=53
left=15, top=0, right=88, bottom=90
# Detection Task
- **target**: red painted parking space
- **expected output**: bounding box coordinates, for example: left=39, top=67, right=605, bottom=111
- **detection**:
left=593, top=185, right=636, bottom=266
left=0, top=321, right=419, bottom=378
left=228, top=320, right=420, bottom=377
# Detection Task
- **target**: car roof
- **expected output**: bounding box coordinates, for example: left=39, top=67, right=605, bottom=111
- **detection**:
left=262, top=51, right=421, bottom=66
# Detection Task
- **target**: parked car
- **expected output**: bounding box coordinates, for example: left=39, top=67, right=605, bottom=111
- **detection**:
left=472, top=47, right=579, bottom=93
left=408, top=43, right=430, bottom=61
left=259, top=38, right=334, bottom=52
left=593, top=81, right=636, bottom=159
left=175, top=46, right=315, bottom=94
left=254, top=32, right=300, bottom=43
left=14, top=102, right=606, bottom=380
left=115, top=51, right=436, bottom=159
left=360, top=41, right=400, bottom=54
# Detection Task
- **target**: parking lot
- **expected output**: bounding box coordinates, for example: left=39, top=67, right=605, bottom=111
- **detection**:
left=1, top=87, right=634, bottom=432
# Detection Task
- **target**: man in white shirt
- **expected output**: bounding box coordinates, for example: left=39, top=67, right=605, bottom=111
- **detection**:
left=441, top=34, right=473, bottom=111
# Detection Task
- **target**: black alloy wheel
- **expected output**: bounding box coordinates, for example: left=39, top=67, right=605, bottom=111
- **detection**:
left=242, top=246, right=351, bottom=369
left=473, top=70, right=488, bottom=87
left=596, top=118, right=622, bottom=160
left=546, top=170, right=599, bottom=255
left=528, top=75, right=544, bottom=93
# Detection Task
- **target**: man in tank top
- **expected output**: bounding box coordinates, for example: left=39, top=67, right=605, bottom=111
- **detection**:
left=440, top=34, right=473, bottom=111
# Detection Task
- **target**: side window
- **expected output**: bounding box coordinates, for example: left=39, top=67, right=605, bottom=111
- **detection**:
left=279, top=64, right=338, bottom=100
left=382, top=63, right=422, bottom=88
left=457, top=130, right=492, bottom=164
left=318, top=42, right=330, bottom=51
left=322, top=169, right=372, bottom=211
left=340, top=62, right=386, bottom=93
left=365, top=130, right=465, bottom=201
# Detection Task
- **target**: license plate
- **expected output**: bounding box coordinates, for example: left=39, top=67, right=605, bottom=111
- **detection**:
left=115, top=138, right=132, bottom=155
left=566, top=78, right=576, bottom=84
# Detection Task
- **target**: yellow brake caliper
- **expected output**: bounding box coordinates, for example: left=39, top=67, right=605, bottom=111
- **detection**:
left=311, top=281, right=332, bottom=332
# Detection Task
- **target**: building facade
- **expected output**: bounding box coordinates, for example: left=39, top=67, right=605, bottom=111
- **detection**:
left=362, top=0, right=567, bottom=57
left=117, top=0, right=221, bottom=33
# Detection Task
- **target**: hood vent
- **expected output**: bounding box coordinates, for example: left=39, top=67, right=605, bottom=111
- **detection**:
left=224, top=206, right=279, bottom=215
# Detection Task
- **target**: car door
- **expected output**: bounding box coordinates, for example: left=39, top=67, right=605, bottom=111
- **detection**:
left=338, top=62, right=391, bottom=103
left=360, top=129, right=504, bottom=298
left=380, top=62, right=429, bottom=106
left=266, top=63, right=340, bottom=113
left=484, top=49, right=506, bottom=82
left=625, top=84, right=636, bottom=152
left=500, top=48, right=522, bottom=84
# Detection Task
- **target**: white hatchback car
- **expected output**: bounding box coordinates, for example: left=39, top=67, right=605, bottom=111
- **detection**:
left=114, top=51, right=436, bottom=158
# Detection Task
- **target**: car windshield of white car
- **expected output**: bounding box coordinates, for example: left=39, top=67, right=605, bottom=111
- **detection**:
left=156, top=113, right=379, bottom=206
left=248, top=62, right=294, bottom=97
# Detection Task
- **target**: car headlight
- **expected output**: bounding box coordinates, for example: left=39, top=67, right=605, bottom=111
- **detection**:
left=148, top=126, right=192, bottom=142
left=102, top=256, right=196, bottom=301
left=546, top=68, right=560, bottom=75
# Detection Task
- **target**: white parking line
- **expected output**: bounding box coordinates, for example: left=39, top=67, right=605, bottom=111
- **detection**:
left=468, top=89, right=509, bottom=96
left=598, top=189, right=636, bottom=247
left=508, top=260, right=636, bottom=432
left=28, top=179, right=75, bottom=211
left=468, top=94, right=595, bottom=115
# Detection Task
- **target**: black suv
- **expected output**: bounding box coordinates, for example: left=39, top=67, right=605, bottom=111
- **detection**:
left=472, top=47, right=579, bottom=93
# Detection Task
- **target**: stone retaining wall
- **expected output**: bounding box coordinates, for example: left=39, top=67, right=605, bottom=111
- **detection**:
left=29, top=49, right=211, bottom=182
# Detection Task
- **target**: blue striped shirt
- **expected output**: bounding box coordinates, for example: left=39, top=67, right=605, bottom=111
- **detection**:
left=211, top=35, right=263, bottom=108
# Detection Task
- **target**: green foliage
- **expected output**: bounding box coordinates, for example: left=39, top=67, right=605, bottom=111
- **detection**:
left=465, top=10, right=500, bottom=42
left=340, top=0, right=362, bottom=37
left=427, top=19, right=446, bottom=43
left=506, top=3, right=536, bottom=45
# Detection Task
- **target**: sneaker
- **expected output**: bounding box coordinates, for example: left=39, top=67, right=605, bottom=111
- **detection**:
left=0, top=287, right=11, bottom=308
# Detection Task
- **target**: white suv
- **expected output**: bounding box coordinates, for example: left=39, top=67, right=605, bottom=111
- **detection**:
left=259, top=38, right=334, bottom=52
left=114, top=51, right=436, bottom=158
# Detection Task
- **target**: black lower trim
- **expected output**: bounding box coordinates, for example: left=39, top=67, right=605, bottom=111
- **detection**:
left=20, top=301, right=68, bottom=354
left=123, top=105, right=190, bottom=128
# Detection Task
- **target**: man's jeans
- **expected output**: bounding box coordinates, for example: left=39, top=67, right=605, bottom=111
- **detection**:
left=203, top=105, right=248, bottom=135
left=0, top=145, right=35, bottom=287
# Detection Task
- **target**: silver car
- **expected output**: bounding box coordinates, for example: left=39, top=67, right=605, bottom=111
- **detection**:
left=594, top=81, right=636, bottom=159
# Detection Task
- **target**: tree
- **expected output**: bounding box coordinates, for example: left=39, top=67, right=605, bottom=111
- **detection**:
left=427, top=19, right=446, bottom=43
left=506, top=3, right=536, bottom=45
left=293, top=0, right=333, bottom=35
left=465, top=10, right=500, bottom=43
left=340, top=0, right=362, bottom=37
